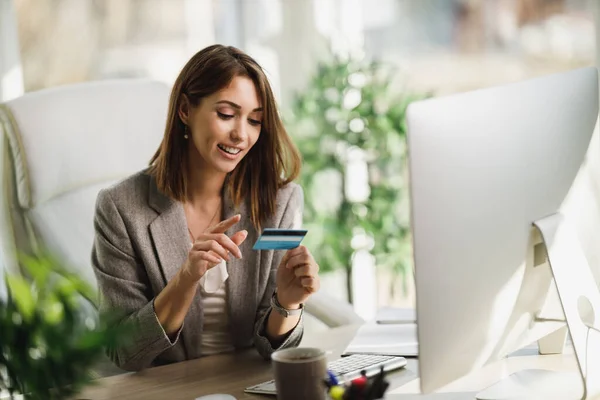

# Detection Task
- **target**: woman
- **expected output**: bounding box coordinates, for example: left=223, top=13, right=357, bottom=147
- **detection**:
left=91, top=44, right=320, bottom=371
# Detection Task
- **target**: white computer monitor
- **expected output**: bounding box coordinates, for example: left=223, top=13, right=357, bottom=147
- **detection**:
left=405, top=67, right=600, bottom=399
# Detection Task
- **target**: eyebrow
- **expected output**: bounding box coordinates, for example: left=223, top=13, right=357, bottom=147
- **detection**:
left=216, top=100, right=263, bottom=112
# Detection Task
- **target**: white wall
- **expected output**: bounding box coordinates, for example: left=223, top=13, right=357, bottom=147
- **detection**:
left=0, top=0, right=24, bottom=300
left=0, top=0, right=24, bottom=102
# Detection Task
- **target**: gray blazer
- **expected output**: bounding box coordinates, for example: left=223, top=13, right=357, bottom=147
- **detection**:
left=91, top=170, right=304, bottom=371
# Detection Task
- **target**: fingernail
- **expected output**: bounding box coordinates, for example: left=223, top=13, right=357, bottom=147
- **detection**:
left=241, top=230, right=248, bottom=237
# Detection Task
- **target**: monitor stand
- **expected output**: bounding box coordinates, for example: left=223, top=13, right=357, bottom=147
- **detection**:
left=476, top=212, right=600, bottom=400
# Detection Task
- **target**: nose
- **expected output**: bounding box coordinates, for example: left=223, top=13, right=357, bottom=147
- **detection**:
left=230, top=119, right=247, bottom=143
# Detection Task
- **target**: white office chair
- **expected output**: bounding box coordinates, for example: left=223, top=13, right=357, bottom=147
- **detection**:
left=0, top=79, right=362, bottom=375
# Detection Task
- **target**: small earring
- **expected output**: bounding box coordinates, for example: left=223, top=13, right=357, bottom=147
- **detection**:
left=184, top=126, right=189, bottom=139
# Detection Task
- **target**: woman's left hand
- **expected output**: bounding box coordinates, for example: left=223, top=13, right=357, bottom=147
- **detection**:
left=275, top=245, right=320, bottom=309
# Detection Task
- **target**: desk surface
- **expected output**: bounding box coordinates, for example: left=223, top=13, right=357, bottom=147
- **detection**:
left=76, top=324, right=580, bottom=400
left=77, top=324, right=390, bottom=400
left=78, top=324, right=419, bottom=399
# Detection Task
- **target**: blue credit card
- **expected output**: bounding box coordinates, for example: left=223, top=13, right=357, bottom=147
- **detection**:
left=252, top=228, right=308, bottom=250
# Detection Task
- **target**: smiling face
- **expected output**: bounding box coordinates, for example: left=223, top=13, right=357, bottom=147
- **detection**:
left=150, top=45, right=301, bottom=230
left=180, top=75, right=263, bottom=175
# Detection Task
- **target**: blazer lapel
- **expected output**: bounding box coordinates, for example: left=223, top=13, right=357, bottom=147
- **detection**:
left=147, top=179, right=203, bottom=360
left=223, top=193, right=260, bottom=347
left=148, top=180, right=189, bottom=285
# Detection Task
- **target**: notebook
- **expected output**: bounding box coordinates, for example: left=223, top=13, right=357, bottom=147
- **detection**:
left=342, top=323, right=419, bottom=357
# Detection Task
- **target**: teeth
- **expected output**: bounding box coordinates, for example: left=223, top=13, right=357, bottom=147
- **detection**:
left=218, top=144, right=241, bottom=155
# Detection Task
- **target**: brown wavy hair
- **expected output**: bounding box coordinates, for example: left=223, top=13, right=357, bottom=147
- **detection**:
left=148, top=44, right=301, bottom=230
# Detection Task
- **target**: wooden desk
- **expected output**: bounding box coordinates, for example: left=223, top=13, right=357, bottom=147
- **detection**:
left=76, top=325, right=372, bottom=399
left=77, top=324, right=418, bottom=400
left=77, top=349, right=275, bottom=399
left=76, top=324, right=580, bottom=400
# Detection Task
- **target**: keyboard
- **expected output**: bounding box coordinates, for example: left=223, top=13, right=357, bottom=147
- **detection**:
left=244, top=354, right=407, bottom=395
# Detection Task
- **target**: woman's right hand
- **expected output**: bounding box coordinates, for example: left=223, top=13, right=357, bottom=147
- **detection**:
left=181, top=214, right=248, bottom=281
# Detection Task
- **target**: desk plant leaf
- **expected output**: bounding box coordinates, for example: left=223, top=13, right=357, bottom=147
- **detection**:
left=5, top=275, right=35, bottom=321
left=0, top=251, right=130, bottom=400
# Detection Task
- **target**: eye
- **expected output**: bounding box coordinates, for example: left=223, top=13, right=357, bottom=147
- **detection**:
left=248, top=118, right=262, bottom=126
left=217, top=111, right=234, bottom=120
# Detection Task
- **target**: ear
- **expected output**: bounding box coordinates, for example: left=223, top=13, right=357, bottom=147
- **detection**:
left=178, top=94, right=191, bottom=125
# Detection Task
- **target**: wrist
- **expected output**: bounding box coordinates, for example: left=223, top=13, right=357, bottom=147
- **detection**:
left=276, top=291, right=301, bottom=310
left=177, top=268, right=201, bottom=289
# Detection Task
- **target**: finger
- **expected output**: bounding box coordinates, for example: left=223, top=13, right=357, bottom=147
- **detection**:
left=207, top=250, right=223, bottom=261
left=293, top=264, right=312, bottom=278
left=192, top=239, right=230, bottom=260
left=209, top=214, right=242, bottom=234
left=279, top=249, right=293, bottom=268
left=285, top=252, right=314, bottom=270
left=301, top=277, right=319, bottom=292
left=284, top=246, right=313, bottom=267
left=192, top=239, right=227, bottom=257
left=284, top=245, right=307, bottom=259
left=296, top=262, right=319, bottom=276
left=196, top=233, right=241, bottom=259
left=200, top=252, right=222, bottom=265
left=230, top=230, right=248, bottom=246
left=190, top=250, right=222, bottom=266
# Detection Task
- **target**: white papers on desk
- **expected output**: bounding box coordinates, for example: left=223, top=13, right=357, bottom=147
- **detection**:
left=343, top=323, right=419, bottom=357
left=375, top=307, right=416, bottom=324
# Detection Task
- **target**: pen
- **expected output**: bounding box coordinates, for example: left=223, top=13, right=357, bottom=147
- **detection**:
left=327, top=370, right=339, bottom=386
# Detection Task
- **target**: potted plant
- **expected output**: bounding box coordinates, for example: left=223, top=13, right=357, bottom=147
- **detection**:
left=0, top=252, right=127, bottom=400
left=288, top=54, right=428, bottom=303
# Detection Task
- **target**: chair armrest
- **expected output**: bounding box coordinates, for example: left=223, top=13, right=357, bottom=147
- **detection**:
left=304, top=291, right=364, bottom=328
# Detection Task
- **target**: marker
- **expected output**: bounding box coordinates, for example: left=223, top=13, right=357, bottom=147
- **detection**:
left=351, top=372, right=368, bottom=390
left=329, top=385, right=345, bottom=400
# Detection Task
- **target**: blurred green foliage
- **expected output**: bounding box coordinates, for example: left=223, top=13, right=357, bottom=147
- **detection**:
left=287, top=55, right=428, bottom=302
left=0, top=253, right=128, bottom=400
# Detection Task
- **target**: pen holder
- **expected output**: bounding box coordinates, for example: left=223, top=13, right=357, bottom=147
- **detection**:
left=324, top=368, right=390, bottom=400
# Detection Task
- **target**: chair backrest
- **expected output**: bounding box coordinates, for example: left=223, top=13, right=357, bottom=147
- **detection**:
left=0, top=79, right=170, bottom=285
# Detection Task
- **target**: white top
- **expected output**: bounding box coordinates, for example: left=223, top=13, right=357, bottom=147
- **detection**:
left=198, top=260, right=234, bottom=355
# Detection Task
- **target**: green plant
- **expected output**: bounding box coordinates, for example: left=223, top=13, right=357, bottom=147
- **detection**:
left=0, top=253, right=128, bottom=400
left=288, top=55, right=428, bottom=303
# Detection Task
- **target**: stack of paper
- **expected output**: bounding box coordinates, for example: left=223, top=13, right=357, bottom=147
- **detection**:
left=375, top=307, right=416, bottom=324
left=343, top=323, right=419, bottom=357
